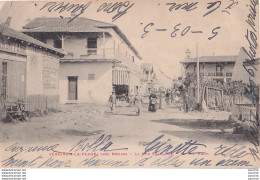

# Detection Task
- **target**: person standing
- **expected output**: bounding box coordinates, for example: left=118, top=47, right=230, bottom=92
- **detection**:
left=108, top=92, right=116, bottom=114
left=166, top=90, right=170, bottom=105
left=121, top=93, right=127, bottom=107
left=129, top=89, right=134, bottom=106
left=134, top=92, right=142, bottom=116
left=149, top=91, right=157, bottom=112
left=182, top=87, right=189, bottom=113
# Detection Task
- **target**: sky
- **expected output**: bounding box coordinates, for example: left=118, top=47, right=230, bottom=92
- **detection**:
left=0, top=0, right=258, bottom=78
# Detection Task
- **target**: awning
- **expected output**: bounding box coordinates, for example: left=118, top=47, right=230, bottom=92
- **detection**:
left=112, top=68, right=130, bottom=85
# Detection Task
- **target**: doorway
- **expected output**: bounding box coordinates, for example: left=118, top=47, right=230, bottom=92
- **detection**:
left=68, top=76, right=78, bottom=100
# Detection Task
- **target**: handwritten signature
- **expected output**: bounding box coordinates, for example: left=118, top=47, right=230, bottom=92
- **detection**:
left=142, top=134, right=206, bottom=155
left=40, top=2, right=92, bottom=23
left=39, top=1, right=134, bottom=23
left=241, top=0, right=259, bottom=161
left=97, top=1, right=135, bottom=22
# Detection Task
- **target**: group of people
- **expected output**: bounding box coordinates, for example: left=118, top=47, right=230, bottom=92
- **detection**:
left=108, top=76, right=190, bottom=115
left=108, top=91, right=159, bottom=116
left=108, top=91, right=143, bottom=116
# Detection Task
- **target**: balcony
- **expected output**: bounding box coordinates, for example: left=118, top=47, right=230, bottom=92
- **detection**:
left=216, top=72, right=224, bottom=76
left=0, top=43, right=26, bottom=55
left=62, top=48, right=140, bottom=73
left=64, top=48, right=136, bottom=63
left=226, top=72, right=232, bottom=77
left=65, top=48, right=116, bottom=59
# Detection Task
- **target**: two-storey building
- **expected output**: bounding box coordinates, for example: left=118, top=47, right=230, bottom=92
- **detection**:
left=22, top=17, right=142, bottom=104
left=180, top=54, right=237, bottom=83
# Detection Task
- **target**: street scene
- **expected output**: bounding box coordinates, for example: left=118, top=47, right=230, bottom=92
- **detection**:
left=0, top=0, right=259, bottom=168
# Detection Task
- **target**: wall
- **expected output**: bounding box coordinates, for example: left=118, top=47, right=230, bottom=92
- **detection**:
left=26, top=47, right=60, bottom=110
left=0, top=52, right=26, bottom=102
left=225, top=63, right=234, bottom=74
left=0, top=50, right=27, bottom=120
left=105, top=28, right=141, bottom=68
left=46, top=31, right=142, bottom=69
left=46, top=34, right=107, bottom=59
left=59, top=62, right=113, bottom=104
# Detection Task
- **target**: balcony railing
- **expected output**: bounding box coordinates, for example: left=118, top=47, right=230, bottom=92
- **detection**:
left=87, top=48, right=97, bottom=55
left=216, top=72, right=224, bottom=76
left=187, top=72, right=233, bottom=78
left=226, top=72, right=232, bottom=76
left=63, top=48, right=140, bottom=72
left=0, top=43, right=26, bottom=55
left=64, top=48, right=135, bottom=63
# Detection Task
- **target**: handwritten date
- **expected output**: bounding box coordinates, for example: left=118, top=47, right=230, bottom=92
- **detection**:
left=141, top=22, right=221, bottom=40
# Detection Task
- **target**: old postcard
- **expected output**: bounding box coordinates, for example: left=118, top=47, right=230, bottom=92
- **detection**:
left=0, top=0, right=259, bottom=169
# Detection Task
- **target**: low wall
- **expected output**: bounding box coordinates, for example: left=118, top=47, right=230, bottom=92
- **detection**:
left=26, top=95, right=59, bottom=111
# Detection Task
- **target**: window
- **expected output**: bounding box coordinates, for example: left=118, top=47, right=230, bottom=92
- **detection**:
left=87, top=37, right=97, bottom=55
left=88, top=73, right=95, bottom=80
left=132, top=56, right=135, bottom=63
left=216, top=65, right=223, bottom=76
left=54, top=39, right=62, bottom=49
left=87, top=37, right=97, bottom=48
left=1, top=62, right=7, bottom=100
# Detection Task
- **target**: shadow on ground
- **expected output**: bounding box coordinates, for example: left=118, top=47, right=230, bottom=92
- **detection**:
left=152, top=119, right=234, bottom=130
left=161, top=130, right=248, bottom=144
left=152, top=119, right=249, bottom=144
left=61, top=129, right=104, bottom=136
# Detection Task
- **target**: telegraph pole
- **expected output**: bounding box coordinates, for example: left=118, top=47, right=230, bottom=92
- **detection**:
left=196, top=43, right=200, bottom=104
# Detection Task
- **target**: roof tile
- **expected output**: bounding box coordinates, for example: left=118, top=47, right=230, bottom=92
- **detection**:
left=0, top=23, right=65, bottom=55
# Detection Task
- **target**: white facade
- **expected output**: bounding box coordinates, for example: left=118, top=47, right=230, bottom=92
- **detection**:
left=59, top=62, right=113, bottom=104
left=23, top=18, right=142, bottom=104
left=53, top=32, right=142, bottom=104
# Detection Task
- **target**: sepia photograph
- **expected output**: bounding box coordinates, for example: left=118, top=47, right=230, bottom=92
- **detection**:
left=0, top=0, right=259, bottom=169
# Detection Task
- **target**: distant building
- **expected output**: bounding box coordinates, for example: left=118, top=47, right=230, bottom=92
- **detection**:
left=23, top=17, right=142, bottom=104
left=0, top=23, right=65, bottom=119
left=140, top=63, right=158, bottom=94
left=180, top=54, right=237, bottom=83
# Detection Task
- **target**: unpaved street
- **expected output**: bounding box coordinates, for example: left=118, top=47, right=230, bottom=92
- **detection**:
left=0, top=104, right=247, bottom=147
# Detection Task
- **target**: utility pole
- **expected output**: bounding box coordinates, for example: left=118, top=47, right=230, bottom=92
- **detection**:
left=196, top=43, right=200, bottom=104
left=103, top=32, right=105, bottom=59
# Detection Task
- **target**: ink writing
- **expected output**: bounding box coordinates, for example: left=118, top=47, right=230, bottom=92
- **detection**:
left=69, top=134, right=128, bottom=153
left=40, top=2, right=92, bottom=23
left=143, top=134, right=206, bottom=155
left=97, top=1, right=134, bottom=22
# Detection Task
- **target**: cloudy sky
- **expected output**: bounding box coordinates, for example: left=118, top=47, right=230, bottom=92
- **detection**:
left=0, top=0, right=258, bottom=78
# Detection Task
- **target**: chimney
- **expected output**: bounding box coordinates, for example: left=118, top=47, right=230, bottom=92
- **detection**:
left=5, top=17, right=11, bottom=26
left=186, top=49, right=191, bottom=58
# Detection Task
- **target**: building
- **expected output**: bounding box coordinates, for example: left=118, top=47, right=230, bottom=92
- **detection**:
left=0, top=23, right=65, bottom=119
left=180, top=54, right=237, bottom=83
left=141, top=63, right=173, bottom=94
left=22, top=17, right=142, bottom=104
left=140, top=63, right=158, bottom=94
